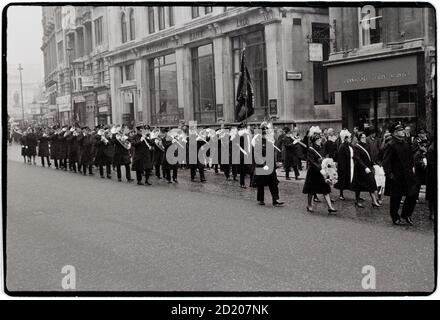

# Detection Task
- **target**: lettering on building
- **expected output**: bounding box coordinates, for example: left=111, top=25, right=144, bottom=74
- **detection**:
left=190, top=30, right=204, bottom=42
left=236, top=17, right=249, bottom=27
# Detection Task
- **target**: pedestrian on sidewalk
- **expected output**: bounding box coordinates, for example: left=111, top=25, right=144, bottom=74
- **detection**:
left=382, top=122, right=419, bottom=226
left=303, top=127, right=337, bottom=214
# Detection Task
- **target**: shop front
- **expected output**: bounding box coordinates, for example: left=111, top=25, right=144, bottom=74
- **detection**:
left=85, top=93, right=96, bottom=128
left=327, top=53, right=425, bottom=133
left=97, top=91, right=111, bottom=126
left=56, top=94, right=71, bottom=126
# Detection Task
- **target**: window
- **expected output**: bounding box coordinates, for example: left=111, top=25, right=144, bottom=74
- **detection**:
left=148, top=7, right=155, bottom=33
left=97, top=59, right=105, bottom=85
left=360, top=7, right=383, bottom=46
left=192, top=44, right=216, bottom=123
left=191, top=7, right=199, bottom=19
left=121, top=13, right=127, bottom=43
left=232, top=31, right=268, bottom=121
left=158, top=7, right=165, bottom=30
left=57, top=41, right=64, bottom=63
left=125, top=64, right=135, bottom=81
left=205, top=7, right=212, bottom=14
left=149, top=53, right=181, bottom=125
left=129, top=9, right=135, bottom=40
left=60, top=74, right=65, bottom=95
left=168, top=7, right=174, bottom=27
left=94, top=17, right=103, bottom=45
left=55, top=9, right=62, bottom=30
left=312, top=23, right=334, bottom=105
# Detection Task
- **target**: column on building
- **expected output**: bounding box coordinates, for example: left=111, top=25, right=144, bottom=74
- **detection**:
left=264, top=19, right=286, bottom=121
left=138, top=58, right=150, bottom=124
left=175, top=45, right=193, bottom=123
left=109, top=64, right=122, bottom=125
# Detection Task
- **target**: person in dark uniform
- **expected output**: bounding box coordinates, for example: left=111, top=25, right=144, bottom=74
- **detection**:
left=302, top=130, right=337, bottom=214
left=49, top=126, right=61, bottom=169
left=253, top=124, right=284, bottom=207
left=131, top=123, right=154, bottom=185
left=162, top=128, right=178, bottom=183
left=282, top=126, right=303, bottom=180
left=20, top=129, right=28, bottom=163
left=188, top=128, right=206, bottom=183
left=58, top=126, right=69, bottom=170
left=94, top=128, right=113, bottom=179
left=334, top=129, right=354, bottom=201
left=152, top=129, right=166, bottom=179
left=350, top=132, right=382, bottom=208
left=37, top=128, right=51, bottom=167
left=382, top=122, right=419, bottom=226
left=26, top=128, right=38, bottom=165
left=413, top=140, right=428, bottom=202
left=78, top=126, right=95, bottom=176
left=425, top=140, right=436, bottom=221
left=111, top=127, right=133, bottom=182
left=237, top=123, right=254, bottom=188
left=66, top=127, right=81, bottom=173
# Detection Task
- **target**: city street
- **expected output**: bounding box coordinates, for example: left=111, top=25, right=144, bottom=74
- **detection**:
left=5, top=144, right=435, bottom=293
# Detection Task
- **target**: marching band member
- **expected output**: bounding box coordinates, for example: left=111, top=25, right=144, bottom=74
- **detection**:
left=237, top=122, right=254, bottom=188
left=282, top=126, right=304, bottom=180
left=37, top=127, right=51, bottom=167
left=189, top=128, right=207, bottom=183
left=252, top=123, right=284, bottom=207
left=94, top=127, right=113, bottom=179
left=66, top=126, right=81, bottom=173
left=26, top=127, right=38, bottom=165
left=152, top=128, right=166, bottom=180
left=19, top=129, right=28, bottom=163
left=49, top=126, right=60, bottom=169
left=111, top=126, right=133, bottom=182
left=162, top=127, right=178, bottom=183
left=78, top=126, right=95, bottom=176
left=58, top=125, right=69, bottom=171
left=131, top=123, right=154, bottom=186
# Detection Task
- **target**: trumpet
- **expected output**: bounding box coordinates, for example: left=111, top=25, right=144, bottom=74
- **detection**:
left=116, top=133, right=131, bottom=150
left=141, top=129, right=153, bottom=149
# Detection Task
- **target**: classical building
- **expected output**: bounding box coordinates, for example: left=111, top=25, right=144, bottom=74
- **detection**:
left=105, top=6, right=340, bottom=131
left=325, top=5, right=436, bottom=133
left=41, top=6, right=112, bottom=126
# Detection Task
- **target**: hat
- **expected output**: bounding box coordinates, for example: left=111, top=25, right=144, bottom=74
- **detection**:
left=135, top=122, right=145, bottom=129
left=339, top=129, right=351, bottom=141
left=283, top=126, right=291, bottom=133
left=389, top=121, right=404, bottom=133
left=81, top=126, right=90, bottom=130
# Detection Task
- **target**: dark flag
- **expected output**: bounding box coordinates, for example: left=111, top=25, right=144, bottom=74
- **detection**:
left=235, top=49, right=255, bottom=122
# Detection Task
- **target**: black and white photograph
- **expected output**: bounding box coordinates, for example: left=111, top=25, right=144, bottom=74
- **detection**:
left=2, top=1, right=437, bottom=297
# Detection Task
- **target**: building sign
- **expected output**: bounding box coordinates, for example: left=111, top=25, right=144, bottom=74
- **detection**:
left=145, top=40, right=169, bottom=54
left=47, top=83, right=57, bottom=94
left=81, top=76, right=94, bottom=87
left=56, top=94, right=71, bottom=112
left=73, top=95, right=85, bottom=103
left=286, top=71, right=302, bottom=80
left=97, top=93, right=108, bottom=102
left=309, top=43, right=323, bottom=62
left=327, top=55, right=418, bottom=92
left=269, top=99, right=278, bottom=115
left=99, top=106, right=109, bottom=113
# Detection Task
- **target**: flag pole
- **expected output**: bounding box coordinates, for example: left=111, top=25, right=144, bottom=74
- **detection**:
left=243, top=42, right=247, bottom=126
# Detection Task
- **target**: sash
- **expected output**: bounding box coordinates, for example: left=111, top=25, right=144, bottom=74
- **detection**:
left=309, top=147, right=323, bottom=160
left=356, top=144, right=371, bottom=162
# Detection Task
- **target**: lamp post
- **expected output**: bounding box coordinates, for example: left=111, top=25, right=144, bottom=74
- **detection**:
left=18, top=64, right=25, bottom=125
left=66, top=46, right=74, bottom=126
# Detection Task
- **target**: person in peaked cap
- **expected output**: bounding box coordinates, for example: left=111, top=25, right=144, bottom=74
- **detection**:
left=382, top=121, right=418, bottom=226
left=131, top=122, right=154, bottom=185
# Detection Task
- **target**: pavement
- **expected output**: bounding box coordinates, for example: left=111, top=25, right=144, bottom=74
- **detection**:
left=4, top=144, right=436, bottom=293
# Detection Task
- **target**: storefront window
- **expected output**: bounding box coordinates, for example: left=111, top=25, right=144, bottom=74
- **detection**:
left=232, top=30, right=268, bottom=122
left=149, top=53, right=181, bottom=125
left=360, top=7, right=383, bottom=46
left=192, top=44, right=216, bottom=123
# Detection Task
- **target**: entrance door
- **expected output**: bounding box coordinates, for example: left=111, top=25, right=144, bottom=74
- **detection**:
left=353, top=90, right=375, bottom=131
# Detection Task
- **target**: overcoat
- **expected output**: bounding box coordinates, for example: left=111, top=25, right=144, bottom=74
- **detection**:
left=334, top=142, right=353, bottom=190
left=26, top=133, right=38, bottom=156
left=130, top=133, right=154, bottom=171
left=37, top=135, right=50, bottom=157
left=302, top=145, right=331, bottom=195
left=78, top=133, right=95, bottom=166
left=252, top=136, right=279, bottom=187
left=58, top=134, right=68, bottom=159
left=382, top=137, right=418, bottom=197
left=112, top=136, right=131, bottom=166
left=350, top=143, right=377, bottom=192
left=282, top=135, right=302, bottom=168
left=94, top=136, right=113, bottom=166
left=49, top=133, right=60, bottom=159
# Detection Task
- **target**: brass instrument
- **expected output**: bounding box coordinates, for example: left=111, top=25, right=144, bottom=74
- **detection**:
left=116, top=133, right=132, bottom=150
left=141, top=128, right=153, bottom=149
left=97, top=129, right=110, bottom=144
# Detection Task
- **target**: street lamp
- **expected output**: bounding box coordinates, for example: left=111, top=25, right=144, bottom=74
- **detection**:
left=18, top=64, right=25, bottom=125
left=66, top=46, right=74, bottom=126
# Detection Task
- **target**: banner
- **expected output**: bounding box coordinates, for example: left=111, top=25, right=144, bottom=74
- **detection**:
left=235, top=49, right=255, bottom=122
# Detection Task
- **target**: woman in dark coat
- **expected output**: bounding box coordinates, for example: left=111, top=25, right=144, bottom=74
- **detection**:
left=111, top=132, right=133, bottom=182
left=425, top=141, right=436, bottom=221
left=323, top=128, right=338, bottom=162
left=26, top=129, right=38, bottom=165
left=94, top=130, right=113, bottom=179
left=334, top=130, right=354, bottom=200
left=302, top=132, right=337, bottom=214
left=350, top=132, right=381, bottom=208
left=37, top=128, right=51, bottom=167
left=78, top=127, right=95, bottom=176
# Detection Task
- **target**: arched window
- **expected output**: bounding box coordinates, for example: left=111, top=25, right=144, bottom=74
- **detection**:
left=129, top=9, right=135, bottom=40
left=121, top=12, right=127, bottom=43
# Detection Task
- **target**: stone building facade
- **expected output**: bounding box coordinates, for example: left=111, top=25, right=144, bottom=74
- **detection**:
left=325, top=5, right=436, bottom=134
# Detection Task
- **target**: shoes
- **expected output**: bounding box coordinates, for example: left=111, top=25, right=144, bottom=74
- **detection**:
left=404, top=217, right=414, bottom=226
left=273, top=201, right=284, bottom=207
left=145, top=181, right=152, bottom=186
left=240, top=185, right=247, bottom=189
left=330, top=199, right=336, bottom=203
left=137, top=181, right=144, bottom=185
left=173, top=179, right=178, bottom=183
left=372, top=203, right=382, bottom=208
left=286, top=177, right=291, bottom=180
left=167, top=180, right=173, bottom=183
left=313, top=197, right=321, bottom=203
left=118, top=178, right=122, bottom=182
left=295, top=177, right=304, bottom=180
left=233, top=177, right=238, bottom=181
left=393, top=219, right=404, bottom=226
left=107, top=175, right=112, bottom=179
left=127, top=179, right=134, bottom=182
left=328, top=208, right=338, bottom=215
left=355, top=202, right=365, bottom=208
left=258, top=201, right=265, bottom=206
left=306, top=206, right=314, bottom=213
left=100, top=176, right=105, bottom=179
left=201, top=179, right=207, bottom=183
left=339, top=196, right=345, bottom=201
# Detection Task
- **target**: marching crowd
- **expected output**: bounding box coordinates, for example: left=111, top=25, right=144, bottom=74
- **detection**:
left=9, top=120, right=436, bottom=226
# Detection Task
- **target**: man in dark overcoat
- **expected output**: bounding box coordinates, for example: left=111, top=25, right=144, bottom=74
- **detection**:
left=382, top=122, right=419, bottom=226
left=78, top=126, right=95, bottom=176
left=131, top=123, right=154, bottom=185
